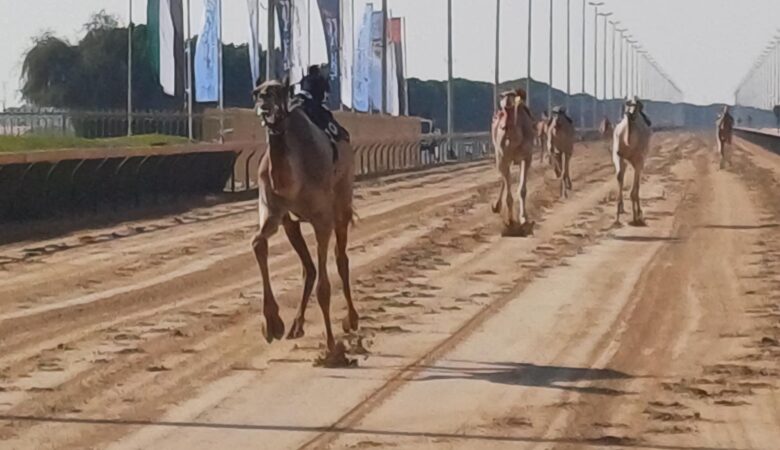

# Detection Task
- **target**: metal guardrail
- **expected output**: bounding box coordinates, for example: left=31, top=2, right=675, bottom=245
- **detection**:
left=0, top=111, right=214, bottom=139
left=0, top=133, right=493, bottom=222
left=733, top=127, right=780, bottom=156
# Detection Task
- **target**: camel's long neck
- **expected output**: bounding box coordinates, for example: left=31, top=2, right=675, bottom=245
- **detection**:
left=266, top=130, right=293, bottom=192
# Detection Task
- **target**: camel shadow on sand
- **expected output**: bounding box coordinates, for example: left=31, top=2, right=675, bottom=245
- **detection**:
left=412, top=360, right=637, bottom=397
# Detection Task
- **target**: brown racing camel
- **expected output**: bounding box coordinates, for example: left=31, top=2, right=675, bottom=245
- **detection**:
left=491, top=88, right=536, bottom=235
left=612, top=97, right=653, bottom=226
left=251, top=79, right=358, bottom=357
left=547, top=107, right=576, bottom=199
left=716, top=105, right=734, bottom=169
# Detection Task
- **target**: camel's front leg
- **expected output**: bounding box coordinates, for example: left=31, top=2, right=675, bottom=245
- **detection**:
left=630, top=162, right=646, bottom=226
left=313, top=222, right=335, bottom=351
left=716, top=137, right=724, bottom=169
left=517, top=158, right=531, bottom=224
left=614, top=155, right=627, bottom=225
left=251, top=207, right=285, bottom=343
left=564, top=150, right=573, bottom=190
left=560, top=152, right=568, bottom=199
left=335, top=217, right=359, bottom=333
left=492, top=165, right=507, bottom=215
left=284, top=215, right=316, bottom=340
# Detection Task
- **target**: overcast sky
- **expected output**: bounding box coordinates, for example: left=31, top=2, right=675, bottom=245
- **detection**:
left=1, top=0, right=779, bottom=108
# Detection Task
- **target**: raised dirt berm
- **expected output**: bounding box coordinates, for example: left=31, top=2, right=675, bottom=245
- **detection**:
left=203, top=108, right=426, bottom=188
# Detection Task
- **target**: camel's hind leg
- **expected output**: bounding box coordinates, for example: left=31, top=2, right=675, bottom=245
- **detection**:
left=630, top=161, right=646, bottom=226
left=564, top=151, right=573, bottom=190
left=335, top=216, right=358, bottom=333
left=251, top=207, right=285, bottom=343
left=313, top=222, right=336, bottom=350
left=284, top=215, right=316, bottom=340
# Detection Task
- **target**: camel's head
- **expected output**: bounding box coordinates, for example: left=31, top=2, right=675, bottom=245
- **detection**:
left=625, top=97, right=643, bottom=119
left=253, top=78, right=292, bottom=131
left=498, top=91, right=517, bottom=112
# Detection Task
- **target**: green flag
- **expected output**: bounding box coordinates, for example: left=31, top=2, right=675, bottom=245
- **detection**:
left=147, top=0, right=160, bottom=76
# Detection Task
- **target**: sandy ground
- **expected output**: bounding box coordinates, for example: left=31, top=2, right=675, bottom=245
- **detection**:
left=0, top=132, right=778, bottom=450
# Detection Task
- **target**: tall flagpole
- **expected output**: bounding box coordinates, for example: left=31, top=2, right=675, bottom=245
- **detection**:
left=186, top=0, right=193, bottom=140
left=403, top=17, right=409, bottom=115
left=447, top=0, right=453, bottom=148
left=218, top=0, right=224, bottom=143
left=266, top=0, right=275, bottom=80
left=381, top=0, right=388, bottom=114
left=127, top=0, right=133, bottom=136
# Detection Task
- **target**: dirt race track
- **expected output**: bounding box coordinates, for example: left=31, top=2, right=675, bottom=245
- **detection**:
left=1, top=132, right=779, bottom=450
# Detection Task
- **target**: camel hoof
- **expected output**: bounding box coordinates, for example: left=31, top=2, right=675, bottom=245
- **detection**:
left=341, top=310, right=359, bottom=333
left=287, top=317, right=305, bottom=340
left=262, top=313, right=285, bottom=343
left=313, top=341, right=356, bottom=368
left=501, top=221, right=535, bottom=237
left=629, top=219, right=648, bottom=227
left=612, top=220, right=623, bottom=229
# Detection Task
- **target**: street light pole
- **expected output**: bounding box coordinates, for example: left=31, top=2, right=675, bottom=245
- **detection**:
left=527, top=0, right=533, bottom=101
left=495, top=0, right=501, bottom=112
left=617, top=29, right=625, bottom=99
left=127, top=0, right=133, bottom=137
left=447, top=0, right=453, bottom=147
left=548, top=0, right=554, bottom=114
left=609, top=21, right=619, bottom=100
left=566, top=0, right=571, bottom=112
left=580, top=0, right=586, bottom=127
left=599, top=12, right=612, bottom=122
left=589, top=2, right=603, bottom=128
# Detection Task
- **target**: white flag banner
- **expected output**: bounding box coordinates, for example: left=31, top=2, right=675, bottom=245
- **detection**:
left=290, top=0, right=306, bottom=83
left=339, top=0, right=353, bottom=109
left=387, top=41, right=399, bottom=116
left=247, top=0, right=260, bottom=84
left=159, top=0, right=177, bottom=95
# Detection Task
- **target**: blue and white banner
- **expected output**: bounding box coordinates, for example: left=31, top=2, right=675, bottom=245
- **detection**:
left=194, top=0, right=220, bottom=102
left=339, top=0, right=353, bottom=109
left=353, top=4, right=372, bottom=112
left=318, top=0, right=341, bottom=109
left=369, top=10, right=383, bottom=112
left=247, top=0, right=261, bottom=85
left=276, top=0, right=293, bottom=75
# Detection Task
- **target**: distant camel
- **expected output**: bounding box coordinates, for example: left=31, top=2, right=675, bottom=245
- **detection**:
left=599, top=116, right=613, bottom=140
left=535, top=111, right=550, bottom=163
left=716, top=105, right=734, bottom=169
left=612, top=97, right=653, bottom=226
left=491, top=88, right=536, bottom=235
left=547, top=107, right=576, bottom=199
left=251, top=78, right=358, bottom=356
